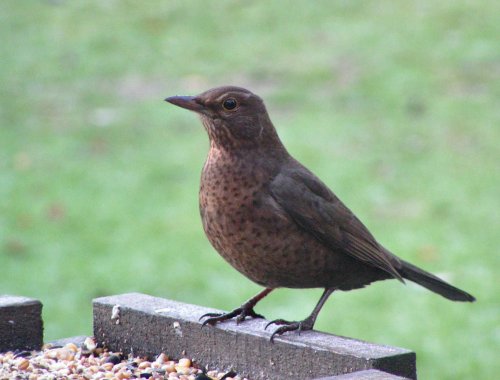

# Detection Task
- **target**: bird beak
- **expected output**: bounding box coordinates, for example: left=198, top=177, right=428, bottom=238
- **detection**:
left=164, top=95, right=205, bottom=113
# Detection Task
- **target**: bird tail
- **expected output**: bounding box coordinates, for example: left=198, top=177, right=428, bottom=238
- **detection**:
left=399, top=259, right=476, bottom=302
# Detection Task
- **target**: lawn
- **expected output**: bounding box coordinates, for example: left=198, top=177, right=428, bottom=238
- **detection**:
left=1, top=1, right=499, bottom=379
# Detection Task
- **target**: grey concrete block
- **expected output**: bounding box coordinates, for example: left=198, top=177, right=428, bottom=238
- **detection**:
left=316, top=369, right=410, bottom=379
left=0, top=295, right=43, bottom=352
left=93, top=293, right=416, bottom=380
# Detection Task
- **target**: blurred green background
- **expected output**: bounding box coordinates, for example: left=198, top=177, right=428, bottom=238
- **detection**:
left=1, top=1, right=498, bottom=378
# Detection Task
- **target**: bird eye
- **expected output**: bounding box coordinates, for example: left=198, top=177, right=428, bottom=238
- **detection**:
left=222, top=98, right=238, bottom=111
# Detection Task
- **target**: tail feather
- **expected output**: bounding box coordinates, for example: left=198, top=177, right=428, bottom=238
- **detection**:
left=399, top=260, right=475, bottom=302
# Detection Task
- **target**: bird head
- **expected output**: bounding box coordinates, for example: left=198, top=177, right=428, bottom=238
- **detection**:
left=165, top=86, right=283, bottom=151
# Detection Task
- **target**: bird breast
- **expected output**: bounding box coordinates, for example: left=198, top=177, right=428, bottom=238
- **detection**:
left=198, top=148, right=337, bottom=288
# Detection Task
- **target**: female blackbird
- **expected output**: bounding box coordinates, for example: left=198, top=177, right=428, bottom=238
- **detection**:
left=165, top=86, right=475, bottom=341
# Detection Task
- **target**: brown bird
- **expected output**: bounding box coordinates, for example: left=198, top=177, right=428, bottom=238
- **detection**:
left=165, top=86, right=475, bottom=341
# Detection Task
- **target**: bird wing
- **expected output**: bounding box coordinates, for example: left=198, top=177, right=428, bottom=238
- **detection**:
left=269, top=164, right=403, bottom=282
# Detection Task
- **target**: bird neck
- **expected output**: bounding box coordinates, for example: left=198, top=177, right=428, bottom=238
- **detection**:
left=205, top=115, right=288, bottom=159
left=207, top=139, right=288, bottom=162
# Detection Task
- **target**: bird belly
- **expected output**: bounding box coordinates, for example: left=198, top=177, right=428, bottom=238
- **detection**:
left=200, top=193, right=382, bottom=290
left=199, top=157, right=387, bottom=290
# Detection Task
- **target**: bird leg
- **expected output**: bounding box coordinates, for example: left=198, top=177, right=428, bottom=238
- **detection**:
left=200, top=288, right=273, bottom=326
left=266, top=288, right=334, bottom=342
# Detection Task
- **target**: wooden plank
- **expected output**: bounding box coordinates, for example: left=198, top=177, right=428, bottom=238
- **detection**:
left=93, top=293, right=416, bottom=379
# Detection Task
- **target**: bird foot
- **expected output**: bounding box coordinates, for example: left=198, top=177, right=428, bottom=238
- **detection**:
left=265, top=317, right=315, bottom=342
left=200, top=305, right=264, bottom=327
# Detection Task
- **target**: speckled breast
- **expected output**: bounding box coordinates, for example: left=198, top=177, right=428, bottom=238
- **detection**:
left=198, top=151, right=359, bottom=289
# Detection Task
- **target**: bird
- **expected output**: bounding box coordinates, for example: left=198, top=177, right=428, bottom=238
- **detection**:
left=165, top=86, right=475, bottom=341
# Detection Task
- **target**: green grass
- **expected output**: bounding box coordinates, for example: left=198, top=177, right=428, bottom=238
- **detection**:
left=1, top=1, right=499, bottom=379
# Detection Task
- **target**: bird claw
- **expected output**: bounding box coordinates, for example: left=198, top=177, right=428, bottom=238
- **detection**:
left=244, top=309, right=265, bottom=319
left=199, top=312, right=233, bottom=327
left=200, top=306, right=264, bottom=327
left=266, top=318, right=314, bottom=342
left=199, top=312, right=223, bottom=321
left=235, top=308, right=264, bottom=324
left=200, top=311, right=237, bottom=327
left=264, top=318, right=289, bottom=330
